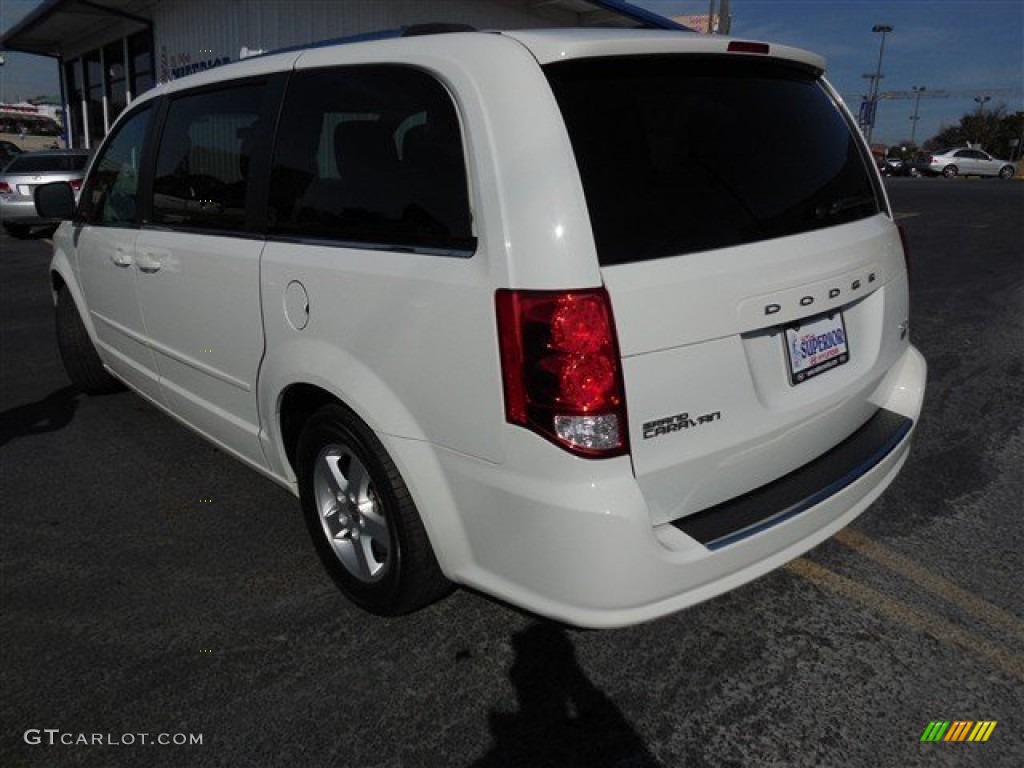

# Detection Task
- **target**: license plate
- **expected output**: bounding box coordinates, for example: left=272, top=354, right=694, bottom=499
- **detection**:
left=784, top=312, right=850, bottom=385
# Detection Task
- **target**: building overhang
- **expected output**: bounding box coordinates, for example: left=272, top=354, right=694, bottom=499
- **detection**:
left=1, top=0, right=152, bottom=58
left=1, top=0, right=684, bottom=58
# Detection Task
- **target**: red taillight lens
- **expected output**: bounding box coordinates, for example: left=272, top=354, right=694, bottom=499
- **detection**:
left=0, top=182, right=12, bottom=194
left=727, top=41, right=771, bottom=55
left=69, top=179, right=83, bottom=192
left=496, top=288, right=628, bottom=458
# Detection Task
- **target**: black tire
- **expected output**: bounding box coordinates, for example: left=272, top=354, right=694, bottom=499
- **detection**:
left=3, top=222, right=31, bottom=238
left=998, top=165, right=1014, bottom=179
left=297, top=403, right=451, bottom=615
left=55, top=288, right=122, bottom=394
left=942, top=164, right=958, bottom=178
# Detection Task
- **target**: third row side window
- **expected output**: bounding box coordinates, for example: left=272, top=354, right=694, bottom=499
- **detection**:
left=268, top=65, right=475, bottom=253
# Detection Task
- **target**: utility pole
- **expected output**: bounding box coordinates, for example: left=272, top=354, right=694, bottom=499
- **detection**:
left=909, top=85, right=925, bottom=146
left=866, top=24, right=893, bottom=145
left=704, top=0, right=731, bottom=34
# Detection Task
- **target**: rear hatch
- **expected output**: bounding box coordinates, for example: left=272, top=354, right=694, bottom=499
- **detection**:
left=544, top=50, right=909, bottom=526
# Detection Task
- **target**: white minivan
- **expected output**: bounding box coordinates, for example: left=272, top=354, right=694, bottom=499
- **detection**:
left=38, top=27, right=926, bottom=628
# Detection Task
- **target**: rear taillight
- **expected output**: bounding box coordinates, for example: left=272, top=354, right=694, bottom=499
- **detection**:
left=496, top=287, right=628, bottom=458
left=69, top=179, right=83, bottom=192
left=0, top=182, right=11, bottom=194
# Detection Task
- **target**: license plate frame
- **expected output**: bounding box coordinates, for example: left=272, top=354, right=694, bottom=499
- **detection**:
left=784, top=311, right=850, bottom=385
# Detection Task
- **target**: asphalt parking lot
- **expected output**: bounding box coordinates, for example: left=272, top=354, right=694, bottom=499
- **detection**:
left=1, top=177, right=1022, bottom=767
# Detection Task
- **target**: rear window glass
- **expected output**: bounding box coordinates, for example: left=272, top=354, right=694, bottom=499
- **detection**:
left=5, top=154, right=87, bottom=173
left=545, top=56, right=881, bottom=266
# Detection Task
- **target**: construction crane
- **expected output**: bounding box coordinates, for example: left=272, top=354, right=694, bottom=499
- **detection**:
left=846, top=86, right=1021, bottom=145
left=876, top=87, right=1020, bottom=101
left=845, top=87, right=1021, bottom=103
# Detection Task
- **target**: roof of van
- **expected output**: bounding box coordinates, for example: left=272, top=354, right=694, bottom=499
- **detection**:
left=129, top=26, right=827, bottom=106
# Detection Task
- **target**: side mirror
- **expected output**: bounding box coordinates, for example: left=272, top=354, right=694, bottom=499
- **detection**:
left=34, top=181, right=76, bottom=220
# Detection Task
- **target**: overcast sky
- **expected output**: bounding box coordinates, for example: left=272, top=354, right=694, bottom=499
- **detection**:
left=2, top=0, right=1021, bottom=147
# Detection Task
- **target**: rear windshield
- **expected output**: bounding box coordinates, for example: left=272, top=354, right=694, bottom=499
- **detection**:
left=5, top=154, right=88, bottom=173
left=545, top=56, right=882, bottom=266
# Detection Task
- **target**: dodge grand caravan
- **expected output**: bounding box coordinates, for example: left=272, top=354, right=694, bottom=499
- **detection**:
left=38, top=27, right=926, bottom=628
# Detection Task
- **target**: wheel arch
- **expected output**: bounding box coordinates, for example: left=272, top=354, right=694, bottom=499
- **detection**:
left=261, top=356, right=474, bottom=581
left=278, top=382, right=339, bottom=475
left=259, top=339, right=429, bottom=481
left=49, top=252, right=100, bottom=342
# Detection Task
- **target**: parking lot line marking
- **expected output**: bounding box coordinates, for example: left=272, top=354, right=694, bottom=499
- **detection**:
left=784, top=558, right=1024, bottom=681
left=834, top=528, right=1024, bottom=640
left=893, top=212, right=920, bottom=220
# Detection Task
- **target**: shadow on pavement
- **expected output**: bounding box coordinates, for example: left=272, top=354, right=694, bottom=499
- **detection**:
left=0, top=386, right=79, bottom=448
left=470, top=622, right=660, bottom=768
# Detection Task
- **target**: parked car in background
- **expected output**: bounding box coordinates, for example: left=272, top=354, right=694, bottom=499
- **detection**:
left=0, top=149, right=90, bottom=237
left=0, top=140, right=23, bottom=168
left=880, top=156, right=913, bottom=177
left=915, top=148, right=1016, bottom=178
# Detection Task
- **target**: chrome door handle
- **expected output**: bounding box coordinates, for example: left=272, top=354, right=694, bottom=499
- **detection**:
left=136, top=251, right=162, bottom=273
left=111, top=248, right=133, bottom=267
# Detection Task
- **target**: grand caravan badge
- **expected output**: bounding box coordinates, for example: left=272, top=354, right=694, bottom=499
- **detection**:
left=643, top=410, right=721, bottom=440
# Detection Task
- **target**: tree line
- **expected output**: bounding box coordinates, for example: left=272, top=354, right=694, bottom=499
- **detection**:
left=922, top=105, right=1023, bottom=160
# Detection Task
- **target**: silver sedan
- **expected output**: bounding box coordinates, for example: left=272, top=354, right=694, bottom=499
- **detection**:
left=0, top=149, right=90, bottom=237
left=920, top=147, right=1016, bottom=178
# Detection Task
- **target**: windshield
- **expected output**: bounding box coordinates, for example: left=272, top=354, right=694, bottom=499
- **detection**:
left=545, top=56, right=882, bottom=266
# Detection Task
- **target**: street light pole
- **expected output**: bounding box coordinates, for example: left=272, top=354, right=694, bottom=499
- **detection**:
left=974, top=95, right=991, bottom=114
left=909, top=85, right=925, bottom=146
left=866, top=24, right=893, bottom=145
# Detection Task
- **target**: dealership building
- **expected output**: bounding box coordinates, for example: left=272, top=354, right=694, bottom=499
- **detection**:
left=1, top=0, right=683, bottom=149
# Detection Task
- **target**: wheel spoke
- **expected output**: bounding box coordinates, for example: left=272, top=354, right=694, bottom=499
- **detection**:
left=360, top=507, right=389, bottom=545
left=352, top=536, right=376, bottom=579
left=346, top=457, right=370, bottom=502
left=323, top=450, right=349, bottom=497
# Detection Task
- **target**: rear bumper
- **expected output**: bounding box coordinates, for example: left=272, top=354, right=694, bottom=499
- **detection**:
left=672, top=407, right=912, bottom=550
left=388, top=344, right=926, bottom=628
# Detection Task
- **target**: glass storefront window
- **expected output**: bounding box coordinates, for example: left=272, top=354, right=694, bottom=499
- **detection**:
left=129, top=31, right=154, bottom=97
left=104, top=40, right=128, bottom=125
left=84, top=49, right=104, bottom=145
left=62, top=31, right=152, bottom=148
left=63, top=60, right=85, bottom=148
